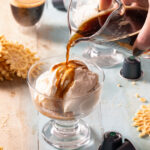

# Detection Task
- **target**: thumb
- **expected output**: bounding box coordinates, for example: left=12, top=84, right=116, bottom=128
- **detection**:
left=133, top=8, right=150, bottom=55
left=99, top=0, right=112, bottom=10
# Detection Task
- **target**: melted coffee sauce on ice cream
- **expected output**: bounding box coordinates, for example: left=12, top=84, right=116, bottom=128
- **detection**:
left=52, top=60, right=88, bottom=98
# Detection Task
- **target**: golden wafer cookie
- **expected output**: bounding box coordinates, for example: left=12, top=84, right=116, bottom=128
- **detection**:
left=0, top=57, right=5, bottom=62
left=133, top=105, right=150, bottom=137
left=0, top=35, right=6, bottom=43
left=0, top=61, right=14, bottom=81
left=0, top=35, right=40, bottom=79
left=0, top=147, right=3, bottom=150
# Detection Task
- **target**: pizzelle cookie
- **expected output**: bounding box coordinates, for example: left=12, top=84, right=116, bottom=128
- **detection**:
left=133, top=105, right=150, bottom=137
left=0, top=35, right=6, bottom=43
left=0, top=35, right=40, bottom=80
left=0, top=61, right=14, bottom=81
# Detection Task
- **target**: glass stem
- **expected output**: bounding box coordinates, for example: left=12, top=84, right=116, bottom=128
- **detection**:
left=52, top=119, right=80, bottom=136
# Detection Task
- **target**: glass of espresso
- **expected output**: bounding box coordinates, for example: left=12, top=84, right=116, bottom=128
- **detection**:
left=10, top=0, right=45, bottom=27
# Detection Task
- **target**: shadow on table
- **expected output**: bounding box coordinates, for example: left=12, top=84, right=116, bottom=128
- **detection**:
left=37, top=24, right=69, bottom=44
left=141, top=59, right=150, bottom=83
left=78, top=129, right=102, bottom=150
left=0, top=78, right=26, bottom=89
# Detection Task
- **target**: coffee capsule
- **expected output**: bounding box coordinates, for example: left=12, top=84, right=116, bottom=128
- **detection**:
left=99, top=132, right=122, bottom=150
left=117, top=139, right=136, bottom=150
left=52, top=0, right=66, bottom=11
left=120, top=56, right=142, bottom=80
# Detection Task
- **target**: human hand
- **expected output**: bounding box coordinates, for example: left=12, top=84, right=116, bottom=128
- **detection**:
left=99, top=0, right=148, bottom=10
left=99, top=0, right=150, bottom=56
left=122, top=0, right=148, bottom=7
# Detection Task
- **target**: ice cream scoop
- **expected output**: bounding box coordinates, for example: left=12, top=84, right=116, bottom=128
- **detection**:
left=34, top=60, right=100, bottom=119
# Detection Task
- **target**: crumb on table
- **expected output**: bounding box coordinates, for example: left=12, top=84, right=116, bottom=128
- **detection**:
left=132, top=81, right=136, bottom=85
left=0, top=114, right=9, bottom=128
left=117, top=104, right=122, bottom=107
left=117, top=84, right=122, bottom=87
left=10, top=91, right=16, bottom=97
left=136, top=93, right=140, bottom=98
left=139, top=98, right=146, bottom=103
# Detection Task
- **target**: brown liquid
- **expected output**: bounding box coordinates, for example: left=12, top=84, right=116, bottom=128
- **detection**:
left=66, top=6, right=148, bottom=64
left=66, top=11, right=110, bottom=64
left=34, top=98, right=74, bottom=120
left=52, top=60, right=88, bottom=99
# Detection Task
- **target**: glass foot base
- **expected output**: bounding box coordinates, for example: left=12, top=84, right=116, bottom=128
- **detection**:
left=83, top=46, right=124, bottom=68
left=42, top=119, right=91, bottom=150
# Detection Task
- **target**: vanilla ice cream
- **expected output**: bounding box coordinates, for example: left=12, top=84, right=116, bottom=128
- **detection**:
left=34, top=60, right=100, bottom=120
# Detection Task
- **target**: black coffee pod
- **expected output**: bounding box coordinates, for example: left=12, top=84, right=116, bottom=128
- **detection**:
left=117, top=139, right=136, bottom=150
left=120, top=56, right=142, bottom=80
left=52, top=0, right=66, bottom=11
left=99, top=132, right=122, bottom=150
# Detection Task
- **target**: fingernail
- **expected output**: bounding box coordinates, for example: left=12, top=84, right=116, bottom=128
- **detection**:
left=133, top=48, right=145, bottom=57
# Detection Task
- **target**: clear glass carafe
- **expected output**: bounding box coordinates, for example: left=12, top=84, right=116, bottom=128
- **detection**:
left=67, top=0, right=148, bottom=67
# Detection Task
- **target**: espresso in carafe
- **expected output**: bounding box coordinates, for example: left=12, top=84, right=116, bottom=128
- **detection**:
left=66, top=7, right=148, bottom=64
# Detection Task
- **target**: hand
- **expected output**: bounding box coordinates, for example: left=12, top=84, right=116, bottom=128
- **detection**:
left=99, top=0, right=149, bottom=10
left=122, top=0, right=148, bottom=7
left=99, top=0, right=150, bottom=56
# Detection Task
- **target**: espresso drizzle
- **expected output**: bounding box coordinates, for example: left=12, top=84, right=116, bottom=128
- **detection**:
left=52, top=60, right=88, bottom=98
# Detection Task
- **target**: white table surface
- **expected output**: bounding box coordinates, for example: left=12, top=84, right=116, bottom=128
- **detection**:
left=0, top=1, right=150, bottom=150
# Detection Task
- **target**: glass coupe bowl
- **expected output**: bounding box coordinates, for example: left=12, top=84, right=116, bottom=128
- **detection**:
left=27, top=56, right=104, bottom=150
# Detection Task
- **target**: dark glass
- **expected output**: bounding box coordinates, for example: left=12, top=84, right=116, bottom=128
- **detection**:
left=10, top=1, right=45, bottom=26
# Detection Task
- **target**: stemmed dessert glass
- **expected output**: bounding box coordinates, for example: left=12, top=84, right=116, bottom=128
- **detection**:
left=67, top=0, right=148, bottom=67
left=27, top=56, right=104, bottom=149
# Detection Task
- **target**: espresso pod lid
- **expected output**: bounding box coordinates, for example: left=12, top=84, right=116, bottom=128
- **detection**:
left=99, top=132, right=122, bottom=150
left=116, top=139, right=136, bottom=150
left=52, top=0, right=66, bottom=11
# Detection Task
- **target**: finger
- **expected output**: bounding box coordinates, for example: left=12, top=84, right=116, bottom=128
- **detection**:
left=99, top=0, right=112, bottom=10
left=122, top=0, right=136, bottom=5
left=122, top=0, right=148, bottom=7
left=133, top=7, right=150, bottom=56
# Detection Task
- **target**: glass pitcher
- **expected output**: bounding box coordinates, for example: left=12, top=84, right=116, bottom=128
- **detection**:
left=67, top=0, right=148, bottom=67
